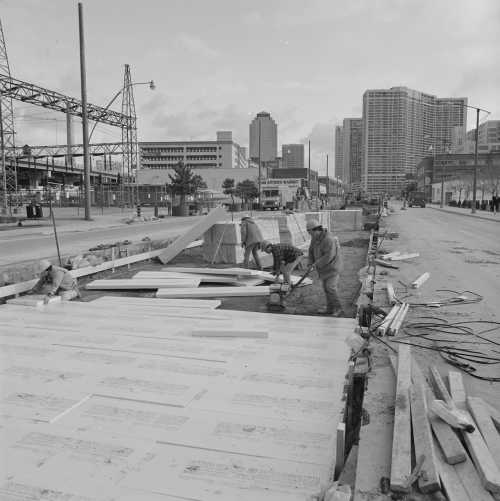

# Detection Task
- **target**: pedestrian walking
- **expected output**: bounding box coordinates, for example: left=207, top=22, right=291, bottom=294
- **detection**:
left=240, top=214, right=263, bottom=270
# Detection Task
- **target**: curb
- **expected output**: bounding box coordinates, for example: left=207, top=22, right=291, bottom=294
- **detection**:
left=427, top=206, right=500, bottom=223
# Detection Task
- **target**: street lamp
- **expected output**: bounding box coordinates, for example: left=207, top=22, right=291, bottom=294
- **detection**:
left=424, top=135, right=450, bottom=208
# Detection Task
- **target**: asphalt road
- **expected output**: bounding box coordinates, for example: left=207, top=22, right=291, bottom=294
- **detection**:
left=384, top=203, right=500, bottom=403
left=0, top=212, right=244, bottom=267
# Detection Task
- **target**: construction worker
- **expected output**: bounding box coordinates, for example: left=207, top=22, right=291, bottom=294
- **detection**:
left=240, top=214, right=264, bottom=270
left=306, top=219, right=344, bottom=317
left=27, top=259, right=80, bottom=304
left=260, top=240, right=303, bottom=284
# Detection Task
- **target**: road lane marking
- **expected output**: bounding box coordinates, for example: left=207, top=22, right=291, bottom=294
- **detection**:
left=459, top=230, right=473, bottom=236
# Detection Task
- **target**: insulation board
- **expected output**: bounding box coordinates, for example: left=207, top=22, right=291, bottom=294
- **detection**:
left=161, top=267, right=257, bottom=276
left=86, top=279, right=201, bottom=289
left=93, top=296, right=222, bottom=308
left=132, top=271, right=237, bottom=283
left=6, top=294, right=61, bottom=307
left=156, top=286, right=269, bottom=298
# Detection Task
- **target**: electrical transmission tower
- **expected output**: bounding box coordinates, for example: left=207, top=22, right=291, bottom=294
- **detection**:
left=0, top=19, right=17, bottom=208
left=121, top=64, right=137, bottom=205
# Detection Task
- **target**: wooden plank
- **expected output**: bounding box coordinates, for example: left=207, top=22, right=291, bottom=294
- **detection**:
left=410, top=383, right=441, bottom=492
left=158, top=205, right=225, bottom=264
left=485, top=403, right=500, bottom=431
left=390, top=356, right=467, bottom=465
left=429, top=365, right=455, bottom=408
left=347, top=361, right=355, bottom=429
left=192, top=327, right=268, bottom=338
left=86, top=279, right=201, bottom=289
left=387, top=282, right=396, bottom=305
left=377, top=304, right=401, bottom=336
left=132, top=271, right=237, bottom=283
left=449, top=371, right=500, bottom=494
left=412, top=272, right=430, bottom=289
left=390, top=343, right=412, bottom=492
left=468, top=397, right=500, bottom=470
left=373, top=258, right=400, bottom=269
left=389, top=303, right=409, bottom=336
left=6, top=294, right=62, bottom=307
left=93, top=296, right=221, bottom=309
left=161, top=266, right=258, bottom=276
left=391, top=253, right=420, bottom=261
left=233, top=277, right=267, bottom=287
left=156, top=286, right=269, bottom=298
left=335, top=422, right=346, bottom=480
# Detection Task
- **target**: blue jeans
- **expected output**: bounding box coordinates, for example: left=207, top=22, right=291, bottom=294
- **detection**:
left=321, top=274, right=342, bottom=312
left=243, top=243, right=262, bottom=270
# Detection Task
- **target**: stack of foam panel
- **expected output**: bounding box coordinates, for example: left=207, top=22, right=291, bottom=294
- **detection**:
left=202, top=220, right=280, bottom=265
left=257, top=213, right=309, bottom=245
left=305, top=211, right=330, bottom=231
left=329, top=210, right=362, bottom=231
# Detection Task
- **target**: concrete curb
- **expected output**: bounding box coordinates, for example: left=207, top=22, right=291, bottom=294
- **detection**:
left=427, top=206, right=500, bottom=223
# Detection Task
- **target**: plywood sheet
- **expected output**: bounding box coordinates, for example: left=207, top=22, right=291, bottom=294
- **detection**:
left=86, top=278, right=201, bottom=289
left=156, top=286, right=269, bottom=298
left=187, top=382, right=342, bottom=423
left=93, top=296, right=222, bottom=308
left=119, top=442, right=330, bottom=500
left=56, top=395, right=337, bottom=466
left=162, top=266, right=258, bottom=276
left=133, top=271, right=237, bottom=283
left=6, top=294, right=61, bottom=307
left=0, top=383, right=90, bottom=422
left=0, top=421, right=153, bottom=485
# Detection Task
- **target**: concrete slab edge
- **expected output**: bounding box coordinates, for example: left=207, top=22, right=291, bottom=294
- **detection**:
left=427, top=205, right=500, bottom=223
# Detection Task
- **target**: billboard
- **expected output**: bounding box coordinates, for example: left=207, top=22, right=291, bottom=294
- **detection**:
left=261, top=178, right=302, bottom=188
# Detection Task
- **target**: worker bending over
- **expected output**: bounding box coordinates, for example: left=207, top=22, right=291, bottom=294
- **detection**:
left=306, top=219, right=344, bottom=317
left=260, top=240, right=303, bottom=284
left=28, top=259, right=80, bottom=304
left=240, top=214, right=263, bottom=270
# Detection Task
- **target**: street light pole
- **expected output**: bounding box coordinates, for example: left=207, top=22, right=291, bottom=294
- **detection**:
left=440, top=139, right=446, bottom=208
left=471, top=107, right=480, bottom=214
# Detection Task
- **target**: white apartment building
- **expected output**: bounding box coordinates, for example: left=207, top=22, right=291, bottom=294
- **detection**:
left=362, top=86, right=467, bottom=194
left=249, top=111, right=278, bottom=163
left=282, top=143, right=304, bottom=169
left=139, top=131, right=248, bottom=171
left=342, top=118, right=363, bottom=190
left=451, top=120, right=500, bottom=154
left=334, top=125, right=344, bottom=181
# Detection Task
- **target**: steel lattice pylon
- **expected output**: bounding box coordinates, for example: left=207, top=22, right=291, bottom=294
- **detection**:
left=121, top=64, right=137, bottom=205
left=0, top=19, right=17, bottom=208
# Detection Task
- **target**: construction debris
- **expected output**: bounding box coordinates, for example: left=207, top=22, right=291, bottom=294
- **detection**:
left=412, top=272, right=430, bottom=289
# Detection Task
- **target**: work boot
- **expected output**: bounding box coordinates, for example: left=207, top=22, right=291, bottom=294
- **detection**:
left=317, top=308, right=334, bottom=315
left=331, top=309, right=345, bottom=318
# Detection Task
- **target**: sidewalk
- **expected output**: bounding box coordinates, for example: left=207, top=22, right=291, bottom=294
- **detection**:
left=0, top=206, right=168, bottom=239
left=426, top=203, right=500, bottom=223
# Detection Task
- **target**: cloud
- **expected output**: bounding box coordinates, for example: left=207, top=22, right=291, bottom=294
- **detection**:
left=243, top=12, right=262, bottom=26
left=175, top=33, right=219, bottom=59
left=299, top=122, right=336, bottom=175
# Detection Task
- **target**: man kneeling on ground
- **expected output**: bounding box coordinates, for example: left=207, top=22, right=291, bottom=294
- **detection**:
left=260, top=240, right=303, bottom=284
left=28, top=259, right=80, bottom=304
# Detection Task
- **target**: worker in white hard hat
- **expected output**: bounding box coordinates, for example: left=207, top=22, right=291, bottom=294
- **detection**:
left=240, top=214, right=264, bottom=270
left=27, top=259, right=80, bottom=304
left=306, top=219, right=345, bottom=317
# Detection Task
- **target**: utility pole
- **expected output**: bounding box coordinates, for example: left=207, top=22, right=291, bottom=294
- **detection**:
left=258, top=120, right=261, bottom=205
left=308, top=140, right=311, bottom=192
left=471, top=108, right=480, bottom=214
left=326, top=154, right=329, bottom=204
left=78, top=3, right=91, bottom=220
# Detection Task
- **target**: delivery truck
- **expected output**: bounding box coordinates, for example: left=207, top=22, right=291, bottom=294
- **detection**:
left=260, top=179, right=305, bottom=210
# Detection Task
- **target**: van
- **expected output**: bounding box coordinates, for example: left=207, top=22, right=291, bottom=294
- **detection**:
left=408, top=191, right=426, bottom=208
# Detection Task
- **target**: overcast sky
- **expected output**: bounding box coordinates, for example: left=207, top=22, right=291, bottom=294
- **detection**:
left=2, top=0, right=499, bottom=175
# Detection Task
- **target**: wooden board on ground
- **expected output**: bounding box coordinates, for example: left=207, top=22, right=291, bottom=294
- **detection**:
left=6, top=294, right=62, bottom=307
left=412, top=272, right=430, bottom=289
left=92, top=296, right=221, bottom=309
left=485, top=403, right=500, bottom=431
left=162, top=266, right=258, bottom=276
left=158, top=204, right=225, bottom=264
left=86, top=279, right=201, bottom=289
left=55, top=395, right=337, bottom=466
left=119, top=442, right=331, bottom=500
left=390, top=343, right=412, bottom=492
left=192, top=327, right=269, bottom=338
left=156, top=286, right=269, bottom=298
left=132, top=271, right=237, bottom=283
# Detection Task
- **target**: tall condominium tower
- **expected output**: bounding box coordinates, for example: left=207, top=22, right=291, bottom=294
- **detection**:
left=334, top=126, right=344, bottom=180
left=342, top=118, right=363, bottom=189
left=361, top=86, right=467, bottom=194
left=282, top=144, right=304, bottom=169
left=249, top=111, right=278, bottom=163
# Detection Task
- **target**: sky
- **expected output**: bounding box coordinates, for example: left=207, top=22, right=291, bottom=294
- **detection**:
left=2, top=0, right=499, bottom=175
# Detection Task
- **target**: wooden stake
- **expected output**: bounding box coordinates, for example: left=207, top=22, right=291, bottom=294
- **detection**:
left=111, top=247, right=115, bottom=273
left=412, top=272, right=430, bottom=289
left=347, top=361, right=355, bottom=429
left=335, top=422, right=345, bottom=480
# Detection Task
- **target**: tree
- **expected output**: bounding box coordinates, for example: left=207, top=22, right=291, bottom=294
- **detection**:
left=192, top=174, right=207, bottom=199
left=481, top=155, right=500, bottom=199
left=235, top=179, right=260, bottom=216
left=448, top=172, right=468, bottom=202
left=222, top=178, right=235, bottom=220
left=168, top=161, right=196, bottom=205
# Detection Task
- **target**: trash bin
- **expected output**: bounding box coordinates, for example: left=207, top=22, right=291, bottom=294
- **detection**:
left=35, top=205, right=43, bottom=218
left=26, top=205, right=35, bottom=219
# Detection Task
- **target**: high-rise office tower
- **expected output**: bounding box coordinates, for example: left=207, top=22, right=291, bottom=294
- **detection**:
left=249, top=111, right=278, bottom=163
left=361, top=86, right=467, bottom=194
left=342, top=118, right=363, bottom=189
left=282, top=144, right=304, bottom=169
left=334, top=126, right=344, bottom=181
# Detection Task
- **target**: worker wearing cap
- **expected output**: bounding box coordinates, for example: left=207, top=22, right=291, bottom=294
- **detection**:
left=260, top=240, right=303, bottom=284
left=240, top=214, right=264, bottom=270
left=27, top=260, right=80, bottom=304
left=306, top=219, right=344, bottom=317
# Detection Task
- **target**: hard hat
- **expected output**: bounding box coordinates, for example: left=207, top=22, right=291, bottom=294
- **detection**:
left=260, top=240, right=272, bottom=251
left=241, top=214, right=250, bottom=220
left=306, top=219, right=320, bottom=231
left=38, top=259, right=52, bottom=273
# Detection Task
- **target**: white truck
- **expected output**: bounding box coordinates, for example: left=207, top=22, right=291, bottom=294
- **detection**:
left=260, top=179, right=304, bottom=210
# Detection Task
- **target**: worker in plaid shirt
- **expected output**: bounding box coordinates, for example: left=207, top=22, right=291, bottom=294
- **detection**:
left=260, top=240, right=303, bottom=284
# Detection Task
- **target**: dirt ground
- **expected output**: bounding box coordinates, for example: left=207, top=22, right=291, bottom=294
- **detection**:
left=79, top=232, right=370, bottom=318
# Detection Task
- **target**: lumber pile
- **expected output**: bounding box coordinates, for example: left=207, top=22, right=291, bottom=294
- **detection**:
left=389, top=355, right=500, bottom=499
left=202, top=219, right=279, bottom=264
left=256, top=213, right=309, bottom=245
left=329, top=210, right=362, bottom=231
